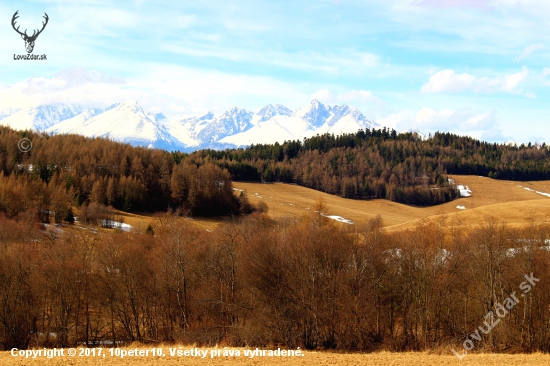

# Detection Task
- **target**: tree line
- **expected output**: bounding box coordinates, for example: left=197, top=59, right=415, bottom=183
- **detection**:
left=193, top=129, right=550, bottom=205
left=1, top=206, right=549, bottom=353
left=0, top=128, right=240, bottom=218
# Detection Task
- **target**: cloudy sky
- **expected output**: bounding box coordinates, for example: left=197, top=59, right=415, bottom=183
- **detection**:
left=1, top=0, right=549, bottom=143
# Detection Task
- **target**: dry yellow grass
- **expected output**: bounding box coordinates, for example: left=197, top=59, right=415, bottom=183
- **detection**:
left=2, top=346, right=550, bottom=365
left=67, top=175, right=549, bottom=235
left=233, top=175, right=550, bottom=232
left=111, top=210, right=223, bottom=232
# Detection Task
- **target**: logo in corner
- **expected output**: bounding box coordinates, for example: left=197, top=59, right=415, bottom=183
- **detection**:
left=12, top=10, right=49, bottom=54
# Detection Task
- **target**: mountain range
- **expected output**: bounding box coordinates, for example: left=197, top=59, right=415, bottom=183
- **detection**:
left=0, top=100, right=379, bottom=152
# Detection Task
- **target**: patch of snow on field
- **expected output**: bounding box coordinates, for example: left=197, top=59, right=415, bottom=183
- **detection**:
left=312, top=211, right=353, bottom=224
left=457, top=185, right=472, bottom=197
left=456, top=205, right=466, bottom=210
left=448, top=179, right=472, bottom=197
left=102, top=220, right=132, bottom=232
left=322, top=214, right=354, bottom=225
left=517, top=185, right=550, bottom=198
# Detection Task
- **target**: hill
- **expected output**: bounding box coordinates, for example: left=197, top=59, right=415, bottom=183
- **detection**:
left=233, top=175, right=550, bottom=231
left=198, top=129, right=550, bottom=207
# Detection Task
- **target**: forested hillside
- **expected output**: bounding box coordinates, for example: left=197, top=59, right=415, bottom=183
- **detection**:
left=0, top=128, right=239, bottom=219
left=1, top=127, right=549, bottom=219
left=194, top=129, right=550, bottom=205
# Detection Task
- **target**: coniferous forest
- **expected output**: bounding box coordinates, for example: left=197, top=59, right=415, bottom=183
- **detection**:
left=199, top=128, right=550, bottom=205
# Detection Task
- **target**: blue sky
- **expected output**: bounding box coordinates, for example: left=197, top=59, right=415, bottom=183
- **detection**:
left=1, top=0, right=549, bottom=143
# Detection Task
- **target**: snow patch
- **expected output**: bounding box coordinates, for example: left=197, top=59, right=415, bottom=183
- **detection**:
left=102, top=220, right=132, bottom=232
left=457, top=185, right=472, bottom=197
left=456, top=205, right=466, bottom=210
left=313, top=212, right=354, bottom=224
left=324, top=215, right=354, bottom=225
left=517, top=185, right=550, bottom=198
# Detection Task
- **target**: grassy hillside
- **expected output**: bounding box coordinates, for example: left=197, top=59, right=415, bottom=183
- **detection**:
left=233, top=175, right=550, bottom=231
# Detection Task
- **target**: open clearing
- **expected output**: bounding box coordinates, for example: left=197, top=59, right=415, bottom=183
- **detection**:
left=233, top=175, right=550, bottom=231
left=2, top=347, right=550, bottom=366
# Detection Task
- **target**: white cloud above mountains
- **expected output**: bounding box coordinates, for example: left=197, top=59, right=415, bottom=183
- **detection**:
left=310, top=89, right=383, bottom=106
left=376, top=106, right=507, bottom=141
left=421, top=68, right=532, bottom=97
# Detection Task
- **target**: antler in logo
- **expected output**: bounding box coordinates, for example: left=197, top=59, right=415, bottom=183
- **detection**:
left=12, top=11, right=49, bottom=54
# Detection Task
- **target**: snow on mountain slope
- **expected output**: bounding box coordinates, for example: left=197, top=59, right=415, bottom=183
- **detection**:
left=46, top=108, right=103, bottom=132
left=0, top=104, right=83, bottom=131
left=317, top=104, right=378, bottom=135
left=291, top=99, right=331, bottom=128
left=220, top=101, right=378, bottom=147
left=0, top=108, right=21, bottom=121
left=196, top=107, right=253, bottom=144
left=164, top=112, right=215, bottom=147
left=46, top=100, right=182, bottom=151
left=219, top=115, right=315, bottom=146
left=251, top=104, right=292, bottom=125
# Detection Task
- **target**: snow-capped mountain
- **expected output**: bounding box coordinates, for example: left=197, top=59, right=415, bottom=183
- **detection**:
left=0, top=108, right=21, bottom=121
left=0, top=104, right=83, bottom=131
left=292, top=99, right=332, bottom=128
left=46, top=100, right=182, bottom=151
left=0, top=99, right=379, bottom=151
left=196, top=107, right=253, bottom=144
left=164, top=112, right=214, bottom=148
left=252, top=104, right=292, bottom=124
left=218, top=100, right=379, bottom=147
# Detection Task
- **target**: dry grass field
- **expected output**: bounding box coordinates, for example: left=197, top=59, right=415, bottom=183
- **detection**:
left=72, top=176, right=549, bottom=235
left=2, top=346, right=550, bottom=365
left=233, top=175, right=550, bottom=232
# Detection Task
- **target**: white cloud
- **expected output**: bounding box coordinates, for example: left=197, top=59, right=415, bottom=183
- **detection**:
left=421, top=68, right=530, bottom=95
left=340, top=90, right=381, bottom=104
left=544, top=68, right=550, bottom=77
left=501, top=68, right=528, bottom=93
left=421, top=70, right=477, bottom=93
left=309, top=89, right=382, bottom=106
left=0, top=73, right=136, bottom=111
left=416, top=107, right=436, bottom=122
left=377, top=107, right=507, bottom=141
left=163, top=43, right=380, bottom=75
left=310, top=89, right=335, bottom=104
left=0, top=66, right=313, bottom=117
left=517, top=43, right=547, bottom=61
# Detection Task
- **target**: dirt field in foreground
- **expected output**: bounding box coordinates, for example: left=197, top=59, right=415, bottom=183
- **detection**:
left=2, top=347, right=549, bottom=366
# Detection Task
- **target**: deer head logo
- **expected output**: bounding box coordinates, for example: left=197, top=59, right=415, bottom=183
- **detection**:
left=12, top=11, right=49, bottom=54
